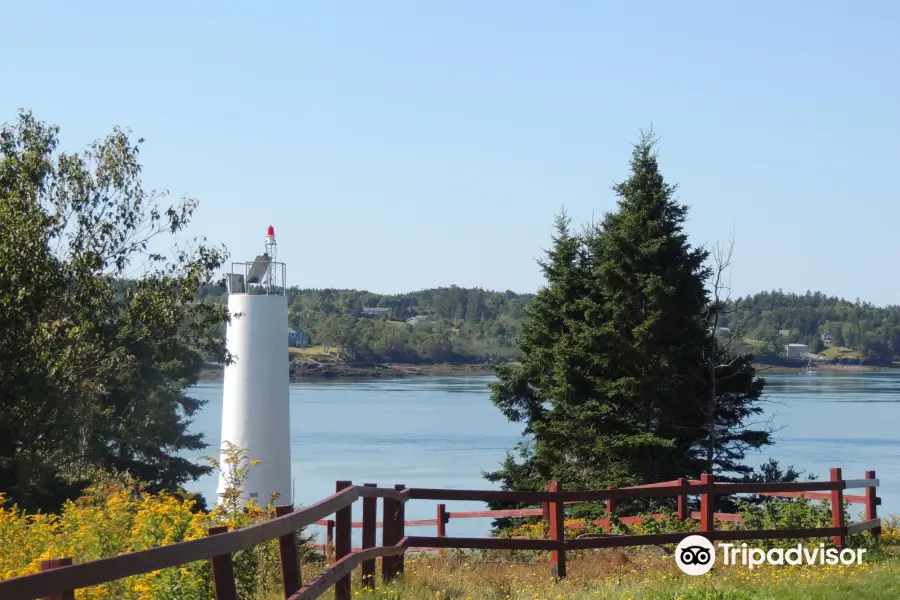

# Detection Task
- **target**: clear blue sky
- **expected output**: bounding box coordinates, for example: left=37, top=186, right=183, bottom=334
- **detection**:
left=3, top=1, right=898, bottom=303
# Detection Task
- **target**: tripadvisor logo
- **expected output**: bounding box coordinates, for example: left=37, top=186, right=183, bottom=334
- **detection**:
left=676, top=535, right=717, bottom=575
left=674, top=535, right=866, bottom=575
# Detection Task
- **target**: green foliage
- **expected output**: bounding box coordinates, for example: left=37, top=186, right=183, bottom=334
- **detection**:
left=485, top=131, right=771, bottom=510
left=735, top=496, right=876, bottom=550
left=723, top=291, right=900, bottom=364
left=619, top=509, right=701, bottom=537
left=200, top=284, right=533, bottom=364
left=0, top=110, right=229, bottom=512
left=203, top=442, right=319, bottom=598
left=735, top=497, right=833, bottom=547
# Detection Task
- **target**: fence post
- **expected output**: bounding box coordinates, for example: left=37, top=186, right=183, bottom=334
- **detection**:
left=676, top=478, right=688, bottom=521
left=436, top=503, right=448, bottom=555
left=605, top=486, right=615, bottom=533
left=700, top=474, right=715, bottom=534
left=207, top=526, right=238, bottom=600
left=382, top=487, right=399, bottom=583
left=830, top=468, right=846, bottom=549
left=40, top=558, right=75, bottom=600
left=274, top=505, right=303, bottom=598
left=334, top=480, right=353, bottom=600
left=326, top=520, right=335, bottom=563
left=394, top=484, right=406, bottom=577
left=548, top=480, right=566, bottom=579
left=865, top=470, right=880, bottom=543
left=361, top=483, right=378, bottom=590
left=541, top=501, right=551, bottom=538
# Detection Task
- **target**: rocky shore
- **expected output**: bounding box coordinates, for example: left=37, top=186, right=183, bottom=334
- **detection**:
left=752, top=362, right=898, bottom=375
left=197, top=360, right=898, bottom=381
left=197, top=361, right=496, bottom=381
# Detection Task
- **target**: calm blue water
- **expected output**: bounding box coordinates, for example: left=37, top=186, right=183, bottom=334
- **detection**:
left=185, top=372, right=900, bottom=543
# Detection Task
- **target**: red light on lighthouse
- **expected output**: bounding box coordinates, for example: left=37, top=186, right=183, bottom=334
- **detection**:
left=267, top=225, right=275, bottom=236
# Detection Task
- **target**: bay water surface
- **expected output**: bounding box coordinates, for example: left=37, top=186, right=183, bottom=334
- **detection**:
left=185, top=372, right=900, bottom=543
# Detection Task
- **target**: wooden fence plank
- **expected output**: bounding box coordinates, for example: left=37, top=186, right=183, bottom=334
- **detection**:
left=449, top=508, right=543, bottom=519
left=406, top=481, right=857, bottom=504
left=605, top=486, right=615, bottom=533
left=714, top=481, right=843, bottom=494
left=408, top=489, right=555, bottom=503
left=847, top=518, right=882, bottom=535
left=700, top=474, right=715, bottom=533
left=289, top=544, right=408, bottom=600
left=403, top=536, right=560, bottom=551
left=831, top=468, right=846, bottom=549
left=436, top=504, right=448, bottom=539
left=361, top=483, right=378, bottom=590
left=394, top=484, right=407, bottom=577
left=843, top=478, right=879, bottom=489
left=865, top=471, right=881, bottom=541
left=334, top=481, right=353, bottom=600
left=358, top=486, right=410, bottom=502
left=208, top=526, right=238, bottom=600
left=382, top=488, right=399, bottom=583
left=676, top=478, right=688, bottom=521
left=40, top=559, right=74, bottom=600
left=325, top=520, right=335, bottom=563
left=548, top=481, right=566, bottom=579
left=275, top=505, right=303, bottom=598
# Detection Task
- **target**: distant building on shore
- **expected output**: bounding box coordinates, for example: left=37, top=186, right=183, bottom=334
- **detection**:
left=785, top=343, right=809, bottom=360
left=361, top=307, right=391, bottom=319
left=288, top=328, right=309, bottom=348
left=406, top=314, right=437, bottom=325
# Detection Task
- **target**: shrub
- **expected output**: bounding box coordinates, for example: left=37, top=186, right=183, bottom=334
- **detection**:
left=0, top=444, right=317, bottom=600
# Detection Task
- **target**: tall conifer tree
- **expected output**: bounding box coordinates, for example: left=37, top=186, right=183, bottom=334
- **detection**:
left=487, top=131, right=769, bottom=497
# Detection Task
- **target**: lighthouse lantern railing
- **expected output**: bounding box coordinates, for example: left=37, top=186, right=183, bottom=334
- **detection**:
left=226, top=225, right=285, bottom=296
left=227, top=260, right=286, bottom=296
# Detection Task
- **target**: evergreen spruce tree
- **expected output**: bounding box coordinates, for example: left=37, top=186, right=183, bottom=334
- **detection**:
left=486, top=130, right=770, bottom=502
left=486, top=211, right=587, bottom=492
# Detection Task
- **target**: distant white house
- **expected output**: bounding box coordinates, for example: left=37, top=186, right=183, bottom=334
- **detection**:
left=821, top=333, right=835, bottom=343
left=288, top=328, right=309, bottom=348
left=785, top=343, right=809, bottom=360
left=406, top=314, right=437, bottom=325
left=361, top=307, right=390, bottom=319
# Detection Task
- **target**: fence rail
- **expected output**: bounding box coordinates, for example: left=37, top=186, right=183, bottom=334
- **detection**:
left=0, top=468, right=881, bottom=600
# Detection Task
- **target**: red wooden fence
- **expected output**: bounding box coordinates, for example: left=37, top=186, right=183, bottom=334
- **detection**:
left=0, top=469, right=881, bottom=600
left=312, top=472, right=881, bottom=554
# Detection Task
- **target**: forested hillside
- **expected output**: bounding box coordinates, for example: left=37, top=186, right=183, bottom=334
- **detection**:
left=721, top=291, right=900, bottom=364
left=200, top=285, right=533, bottom=364
left=200, top=284, right=900, bottom=366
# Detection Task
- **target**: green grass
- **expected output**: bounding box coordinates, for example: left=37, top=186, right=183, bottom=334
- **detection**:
left=288, top=345, right=334, bottom=360
left=821, top=346, right=860, bottom=359
left=292, top=547, right=900, bottom=600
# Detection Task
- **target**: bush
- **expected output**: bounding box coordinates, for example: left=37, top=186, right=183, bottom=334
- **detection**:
left=493, top=499, right=892, bottom=554
left=0, top=476, right=216, bottom=600
left=0, top=444, right=318, bottom=600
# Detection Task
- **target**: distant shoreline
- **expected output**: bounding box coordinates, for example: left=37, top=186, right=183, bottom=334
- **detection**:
left=197, top=360, right=900, bottom=382
left=197, top=361, right=497, bottom=381
left=752, top=362, right=900, bottom=375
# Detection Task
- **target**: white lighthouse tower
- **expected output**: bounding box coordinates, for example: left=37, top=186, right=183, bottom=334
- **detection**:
left=217, top=225, right=292, bottom=506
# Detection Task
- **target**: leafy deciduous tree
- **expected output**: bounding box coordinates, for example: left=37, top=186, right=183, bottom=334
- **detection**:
left=0, top=111, right=229, bottom=511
